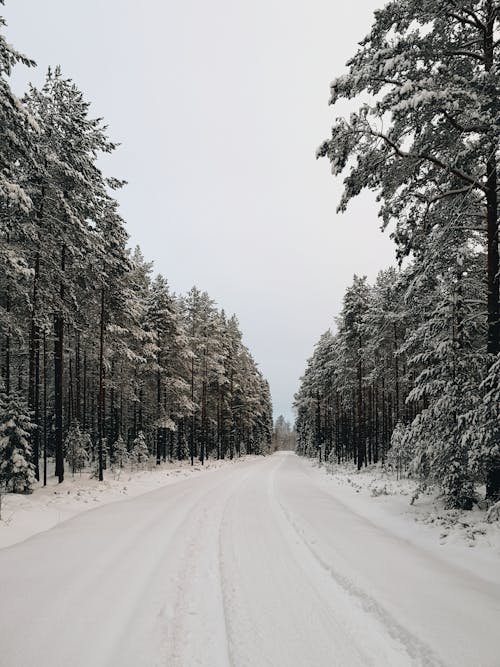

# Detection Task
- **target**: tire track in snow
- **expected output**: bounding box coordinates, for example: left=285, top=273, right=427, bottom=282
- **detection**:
left=218, top=460, right=272, bottom=667
left=219, top=455, right=408, bottom=666
left=163, top=459, right=259, bottom=667
left=270, top=456, right=445, bottom=667
left=0, top=458, right=260, bottom=667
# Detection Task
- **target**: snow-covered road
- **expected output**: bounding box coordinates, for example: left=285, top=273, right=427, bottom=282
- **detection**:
left=0, top=452, right=498, bottom=667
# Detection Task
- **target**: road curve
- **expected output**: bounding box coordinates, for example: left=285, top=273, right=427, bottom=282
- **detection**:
left=0, top=452, right=498, bottom=667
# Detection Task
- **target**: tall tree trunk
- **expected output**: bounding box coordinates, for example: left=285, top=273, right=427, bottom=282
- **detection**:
left=483, top=1, right=500, bottom=499
left=357, top=355, right=364, bottom=470
left=394, top=323, right=400, bottom=423
left=229, top=370, right=234, bottom=460
left=43, top=329, right=48, bottom=487
left=484, top=0, right=500, bottom=358
left=4, top=281, right=10, bottom=395
left=75, top=331, right=81, bottom=424
left=190, top=357, right=195, bottom=466
left=54, top=245, right=66, bottom=483
left=156, top=364, right=161, bottom=466
left=68, top=336, right=74, bottom=424
left=200, top=347, right=207, bottom=465
left=82, top=348, right=87, bottom=431
left=28, top=252, right=40, bottom=480
left=97, top=287, right=105, bottom=482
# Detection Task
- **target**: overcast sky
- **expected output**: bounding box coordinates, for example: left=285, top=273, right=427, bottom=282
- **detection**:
left=4, top=0, right=395, bottom=423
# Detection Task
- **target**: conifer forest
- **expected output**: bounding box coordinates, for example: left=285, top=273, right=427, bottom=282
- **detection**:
left=0, top=15, right=273, bottom=494
left=1, top=3, right=500, bottom=667
left=296, top=0, right=500, bottom=511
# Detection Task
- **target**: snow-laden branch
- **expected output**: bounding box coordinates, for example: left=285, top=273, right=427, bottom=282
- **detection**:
left=370, top=129, right=488, bottom=193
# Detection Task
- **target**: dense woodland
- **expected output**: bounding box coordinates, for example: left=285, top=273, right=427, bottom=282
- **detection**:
left=0, top=7, right=273, bottom=492
left=272, top=415, right=296, bottom=451
left=296, top=0, right=500, bottom=509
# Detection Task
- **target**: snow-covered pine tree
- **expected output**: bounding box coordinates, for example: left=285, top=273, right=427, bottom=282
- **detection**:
left=294, top=330, right=337, bottom=461
left=146, top=275, right=189, bottom=464
left=317, top=0, right=500, bottom=499
left=125, top=247, right=156, bottom=440
left=182, top=286, right=205, bottom=464
left=339, top=276, right=372, bottom=469
left=318, top=1, right=500, bottom=355
left=112, top=435, right=128, bottom=469
left=400, top=210, right=484, bottom=508
left=364, top=268, right=409, bottom=463
left=0, top=7, right=274, bottom=484
left=131, top=430, right=149, bottom=468
left=0, top=7, right=37, bottom=414
left=24, top=68, right=119, bottom=484
left=273, top=416, right=296, bottom=451
left=0, top=391, right=36, bottom=493
left=64, top=421, right=90, bottom=475
left=92, top=198, right=130, bottom=482
left=0, top=6, right=36, bottom=213
left=466, top=360, right=500, bottom=502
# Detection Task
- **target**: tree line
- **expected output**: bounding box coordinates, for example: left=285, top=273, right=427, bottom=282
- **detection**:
left=272, top=415, right=296, bottom=451
left=0, top=7, right=272, bottom=493
left=295, top=0, right=500, bottom=509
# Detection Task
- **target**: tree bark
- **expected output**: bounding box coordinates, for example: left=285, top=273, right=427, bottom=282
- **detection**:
left=54, top=245, right=66, bottom=483
left=97, top=287, right=105, bottom=482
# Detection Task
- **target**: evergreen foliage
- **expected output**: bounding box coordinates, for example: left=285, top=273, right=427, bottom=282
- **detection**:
left=131, top=431, right=149, bottom=467
left=297, top=0, right=500, bottom=507
left=112, top=435, right=128, bottom=468
left=0, top=392, right=36, bottom=493
left=0, top=7, right=273, bottom=492
left=64, top=422, right=90, bottom=475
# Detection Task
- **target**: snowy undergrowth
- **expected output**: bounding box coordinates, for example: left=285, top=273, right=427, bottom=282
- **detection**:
left=308, top=458, right=500, bottom=585
left=0, top=457, right=250, bottom=550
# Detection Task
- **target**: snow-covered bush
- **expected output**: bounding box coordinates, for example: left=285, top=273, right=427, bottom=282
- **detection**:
left=486, top=501, right=500, bottom=524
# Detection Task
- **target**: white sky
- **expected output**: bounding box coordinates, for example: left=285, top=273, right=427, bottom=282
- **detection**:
left=4, top=0, right=395, bottom=423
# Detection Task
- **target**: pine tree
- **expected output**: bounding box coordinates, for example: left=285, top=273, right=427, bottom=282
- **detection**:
left=112, top=435, right=128, bottom=468
left=0, top=391, right=36, bottom=493
left=131, top=430, right=149, bottom=467
left=24, top=67, right=119, bottom=483
left=146, top=275, right=190, bottom=464
left=0, top=8, right=274, bottom=489
left=64, top=421, right=90, bottom=475
left=318, top=1, right=500, bottom=359
left=315, top=0, right=500, bottom=500
left=0, top=6, right=37, bottom=405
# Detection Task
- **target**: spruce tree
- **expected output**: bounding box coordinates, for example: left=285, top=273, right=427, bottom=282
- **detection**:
left=0, top=391, right=36, bottom=493
left=131, top=431, right=149, bottom=467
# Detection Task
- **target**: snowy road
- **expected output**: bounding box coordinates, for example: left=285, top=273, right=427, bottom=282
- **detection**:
left=0, top=452, right=499, bottom=667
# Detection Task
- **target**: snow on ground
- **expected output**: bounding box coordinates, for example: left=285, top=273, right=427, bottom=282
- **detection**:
left=1, top=452, right=499, bottom=666
left=0, top=457, right=248, bottom=549
left=306, top=456, right=500, bottom=586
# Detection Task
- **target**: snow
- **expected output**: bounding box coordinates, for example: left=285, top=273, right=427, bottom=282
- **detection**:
left=313, top=456, right=500, bottom=586
left=0, top=452, right=499, bottom=666
left=0, top=457, right=242, bottom=550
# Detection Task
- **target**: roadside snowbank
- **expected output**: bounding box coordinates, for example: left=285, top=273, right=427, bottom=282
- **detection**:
left=305, top=458, right=500, bottom=585
left=0, top=457, right=249, bottom=549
